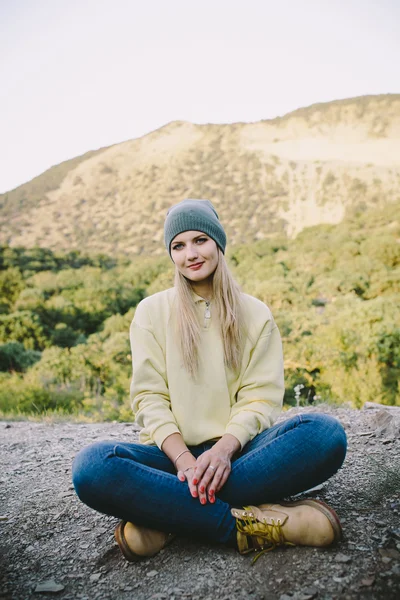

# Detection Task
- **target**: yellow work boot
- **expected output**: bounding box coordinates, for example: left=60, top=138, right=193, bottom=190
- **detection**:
left=114, top=521, right=175, bottom=561
left=231, top=499, right=342, bottom=563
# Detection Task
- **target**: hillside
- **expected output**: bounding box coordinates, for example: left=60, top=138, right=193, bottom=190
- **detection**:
left=1, top=94, right=399, bottom=255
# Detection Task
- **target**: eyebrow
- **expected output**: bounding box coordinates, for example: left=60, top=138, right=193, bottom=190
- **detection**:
left=172, top=234, right=208, bottom=245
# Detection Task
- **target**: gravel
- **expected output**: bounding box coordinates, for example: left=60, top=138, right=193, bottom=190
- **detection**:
left=1, top=403, right=399, bottom=600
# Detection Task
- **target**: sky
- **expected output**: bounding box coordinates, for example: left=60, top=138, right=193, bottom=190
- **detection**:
left=0, top=0, right=399, bottom=193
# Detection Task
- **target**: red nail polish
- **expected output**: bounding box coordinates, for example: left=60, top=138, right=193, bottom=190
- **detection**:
left=193, top=479, right=198, bottom=485
left=192, top=490, right=198, bottom=497
left=200, top=486, right=205, bottom=493
left=201, top=498, right=206, bottom=505
left=209, top=489, right=214, bottom=496
left=210, top=497, right=215, bottom=503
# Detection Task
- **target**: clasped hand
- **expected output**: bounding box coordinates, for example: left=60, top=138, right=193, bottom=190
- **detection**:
left=177, top=448, right=231, bottom=504
left=176, top=435, right=240, bottom=504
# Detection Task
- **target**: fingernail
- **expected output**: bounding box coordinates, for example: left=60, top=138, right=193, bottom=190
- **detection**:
left=210, top=497, right=215, bottom=503
left=200, top=486, right=205, bottom=493
left=209, top=489, right=214, bottom=496
left=201, top=498, right=206, bottom=505
left=192, top=490, right=198, bottom=497
left=193, top=479, right=198, bottom=485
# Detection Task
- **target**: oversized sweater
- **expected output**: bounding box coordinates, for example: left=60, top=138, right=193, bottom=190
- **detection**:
left=130, top=288, right=284, bottom=449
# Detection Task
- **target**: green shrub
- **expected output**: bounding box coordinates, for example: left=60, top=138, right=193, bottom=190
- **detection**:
left=0, top=342, right=41, bottom=372
left=0, top=311, right=49, bottom=350
left=0, top=374, right=84, bottom=415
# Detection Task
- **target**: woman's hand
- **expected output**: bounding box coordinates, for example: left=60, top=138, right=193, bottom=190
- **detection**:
left=193, top=434, right=241, bottom=504
left=168, top=432, right=241, bottom=505
left=161, top=433, right=199, bottom=500
left=177, top=464, right=199, bottom=501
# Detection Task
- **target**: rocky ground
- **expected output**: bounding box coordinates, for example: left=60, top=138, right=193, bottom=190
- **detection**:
left=1, top=403, right=399, bottom=600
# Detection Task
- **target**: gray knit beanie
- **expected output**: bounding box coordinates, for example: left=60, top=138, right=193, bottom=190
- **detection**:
left=164, top=199, right=226, bottom=256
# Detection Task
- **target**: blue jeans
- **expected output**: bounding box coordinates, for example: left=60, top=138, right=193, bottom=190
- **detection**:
left=72, top=413, right=346, bottom=546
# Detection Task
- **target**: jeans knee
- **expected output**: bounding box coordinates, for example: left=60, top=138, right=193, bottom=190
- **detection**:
left=303, top=413, right=347, bottom=467
left=72, top=441, right=114, bottom=502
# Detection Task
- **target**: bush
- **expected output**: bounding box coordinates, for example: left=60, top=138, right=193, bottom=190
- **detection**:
left=0, top=374, right=84, bottom=415
left=0, top=311, right=49, bottom=350
left=0, top=342, right=41, bottom=372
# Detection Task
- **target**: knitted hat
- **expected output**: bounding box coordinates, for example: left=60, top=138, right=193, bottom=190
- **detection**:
left=164, top=199, right=226, bottom=256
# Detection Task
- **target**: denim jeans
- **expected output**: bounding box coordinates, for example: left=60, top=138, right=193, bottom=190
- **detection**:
left=72, top=413, right=347, bottom=546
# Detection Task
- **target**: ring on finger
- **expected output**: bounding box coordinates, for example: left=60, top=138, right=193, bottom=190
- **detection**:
left=208, top=465, right=216, bottom=471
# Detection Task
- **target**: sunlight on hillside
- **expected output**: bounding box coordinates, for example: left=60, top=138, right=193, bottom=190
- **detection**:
left=0, top=94, right=399, bottom=256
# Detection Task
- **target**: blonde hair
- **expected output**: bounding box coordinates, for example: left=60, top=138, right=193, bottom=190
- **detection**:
left=174, top=251, right=245, bottom=377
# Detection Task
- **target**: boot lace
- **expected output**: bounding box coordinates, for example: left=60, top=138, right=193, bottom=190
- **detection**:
left=237, top=506, right=295, bottom=564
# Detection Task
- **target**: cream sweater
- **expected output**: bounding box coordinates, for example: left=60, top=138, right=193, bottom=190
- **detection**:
left=130, top=288, right=284, bottom=449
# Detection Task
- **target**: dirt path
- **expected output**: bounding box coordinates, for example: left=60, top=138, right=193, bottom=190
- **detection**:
left=1, top=405, right=399, bottom=600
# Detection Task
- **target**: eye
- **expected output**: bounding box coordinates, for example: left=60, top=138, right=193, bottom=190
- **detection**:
left=172, top=243, right=183, bottom=251
left=196, top=237, right=208, bottom=244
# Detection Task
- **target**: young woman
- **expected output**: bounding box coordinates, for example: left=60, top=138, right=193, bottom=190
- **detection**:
left=72, top=199, right=347, bottom=562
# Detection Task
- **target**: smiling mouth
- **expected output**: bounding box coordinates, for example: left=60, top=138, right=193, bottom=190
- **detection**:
left=188, top=262, right=204, bottom=270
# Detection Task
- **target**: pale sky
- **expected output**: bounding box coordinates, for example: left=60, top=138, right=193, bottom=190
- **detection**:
left=1, top=0, right=399, bottom=193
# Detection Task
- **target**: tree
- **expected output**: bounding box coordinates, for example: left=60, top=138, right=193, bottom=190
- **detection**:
left=0, top=311, right=49, bottom=350
left=0, top=342, right=41, bottom=372
left=0, top=268, right=24, bottom=312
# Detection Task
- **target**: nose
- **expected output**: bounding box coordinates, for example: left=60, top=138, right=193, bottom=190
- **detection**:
left=186, top=243, right=199, bottom=261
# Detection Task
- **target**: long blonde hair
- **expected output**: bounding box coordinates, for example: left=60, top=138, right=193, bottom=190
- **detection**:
left=174, top=251, right=245, bottom=377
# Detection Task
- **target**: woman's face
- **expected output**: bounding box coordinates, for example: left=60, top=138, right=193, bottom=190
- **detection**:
left=170, top=230, right=219, bottom=283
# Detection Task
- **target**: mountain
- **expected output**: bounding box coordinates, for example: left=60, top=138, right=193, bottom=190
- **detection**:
left=1, top=94, right=399, bottom=255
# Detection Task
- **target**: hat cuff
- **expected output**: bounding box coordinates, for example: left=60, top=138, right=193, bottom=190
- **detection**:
left=165, top=216, right=226, bottom=256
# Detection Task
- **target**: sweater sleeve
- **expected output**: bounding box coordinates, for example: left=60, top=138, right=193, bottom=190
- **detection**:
left=225, top=320, right=284, bottom=449
left=130, top=301, right=181, bottom=448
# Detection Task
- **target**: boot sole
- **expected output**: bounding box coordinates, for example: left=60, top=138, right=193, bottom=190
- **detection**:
left=279, top=499, right=343, bottom=543
left=114, top=521, right=176, bottom=562
left=114, top=521, right=142, bottom=562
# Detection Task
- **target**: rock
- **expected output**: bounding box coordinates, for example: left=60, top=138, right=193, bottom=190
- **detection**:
left=147, top=570, right=158, bottom=577
left=363, top=402, right=400, bottom=412
left=389, top=527, right=400, bottom=540
left=378, top=548, right=400, bottom=559
left=34, top=579, right=65, bottom=593
left=359, top=575, right=375, bottom=587
left=367, top=409, right=400, bottom=439
left=301, top=587, right=318, bottom=598
left=334, top=553, right=352, bottom=563
left=89, top=573, right=102, bottom=582
left=375, top=519, right=386, bottom=527
left=58, top=491, right=74, bottom=498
